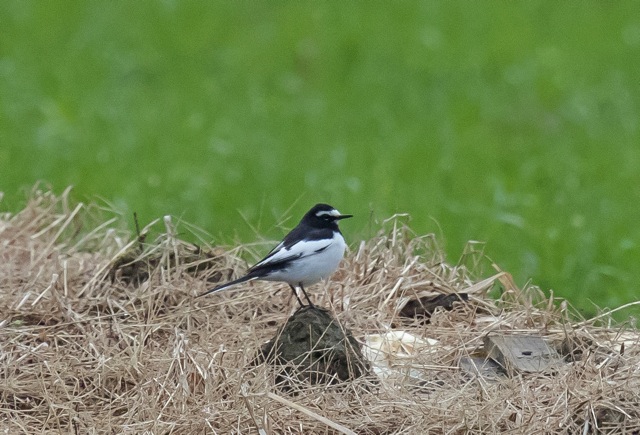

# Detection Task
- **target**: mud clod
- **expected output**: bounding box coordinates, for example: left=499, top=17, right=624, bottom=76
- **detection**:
left=259, top=306, right=372, bottom=386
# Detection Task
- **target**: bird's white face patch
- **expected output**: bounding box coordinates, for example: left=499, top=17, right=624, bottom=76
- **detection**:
left=315, top=209, right=341, bottom=218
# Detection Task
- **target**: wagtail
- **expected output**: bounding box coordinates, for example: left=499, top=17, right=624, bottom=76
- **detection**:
left=199, top=203, right=352, bottom=306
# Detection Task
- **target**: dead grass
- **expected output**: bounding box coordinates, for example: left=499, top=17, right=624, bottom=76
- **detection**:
left=1, top=188, right=639, bottom=434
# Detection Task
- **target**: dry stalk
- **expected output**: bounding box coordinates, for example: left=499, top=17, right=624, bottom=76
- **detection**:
left=1, top=188, right=638, bottom=434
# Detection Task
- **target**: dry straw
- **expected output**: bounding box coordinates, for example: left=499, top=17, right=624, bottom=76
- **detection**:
left=1, top=188, right=639, bottom=434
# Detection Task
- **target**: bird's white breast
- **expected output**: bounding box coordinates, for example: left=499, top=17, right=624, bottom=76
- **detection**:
left=263, top=232, right=347, bottom=286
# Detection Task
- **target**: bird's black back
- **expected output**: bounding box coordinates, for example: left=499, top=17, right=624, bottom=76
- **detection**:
left=245, top=204, right=344, bottom=275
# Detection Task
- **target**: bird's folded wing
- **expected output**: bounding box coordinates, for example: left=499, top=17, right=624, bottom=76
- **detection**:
left=248, top=239, right=333, bottom=272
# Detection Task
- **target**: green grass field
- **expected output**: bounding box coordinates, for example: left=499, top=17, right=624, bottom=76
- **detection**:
left=2, top=1, right=639, bottom=318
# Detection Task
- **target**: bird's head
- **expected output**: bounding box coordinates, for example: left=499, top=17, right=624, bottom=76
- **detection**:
left=302, top=203, right=353, bottom=229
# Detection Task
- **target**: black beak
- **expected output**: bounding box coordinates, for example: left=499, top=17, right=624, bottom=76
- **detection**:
left=336, top=214, right=353, bottom=220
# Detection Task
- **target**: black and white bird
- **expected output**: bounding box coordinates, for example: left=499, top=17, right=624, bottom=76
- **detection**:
left=198, top=203, right=352, bottom=306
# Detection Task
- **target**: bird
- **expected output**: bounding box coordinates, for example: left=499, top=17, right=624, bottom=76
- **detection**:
left=198, top=203, right=352, bottom=306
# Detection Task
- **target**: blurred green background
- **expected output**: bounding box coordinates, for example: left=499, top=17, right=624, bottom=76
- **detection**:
left=2, top=1, right=639, bottom=318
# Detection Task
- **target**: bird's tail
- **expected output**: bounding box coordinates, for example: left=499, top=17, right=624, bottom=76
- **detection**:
left=197, top=275, right=256, bottom=298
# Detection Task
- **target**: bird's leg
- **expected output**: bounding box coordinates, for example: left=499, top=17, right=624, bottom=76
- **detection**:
left=299, top=283, right=315, bottom=307
left=289, top=284, right=306, bottom=307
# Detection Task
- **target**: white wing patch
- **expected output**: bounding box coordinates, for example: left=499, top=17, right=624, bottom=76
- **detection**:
left=251, top=232, right=347, bottom=286
left=253, top=238, right=333, bottom=268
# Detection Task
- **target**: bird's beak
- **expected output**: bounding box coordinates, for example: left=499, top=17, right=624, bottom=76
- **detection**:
left=336, top=214, right=353, bottom=220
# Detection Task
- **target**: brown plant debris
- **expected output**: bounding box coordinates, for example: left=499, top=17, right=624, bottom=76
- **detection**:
left=1, top=188, right=640, bottom=434
left=107, top=212, right=227, bottom=286
left=398, top=292, right=469, bottom=321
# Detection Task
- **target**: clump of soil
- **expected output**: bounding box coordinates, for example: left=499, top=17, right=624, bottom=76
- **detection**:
left=259, top=305, right=372, bottom=386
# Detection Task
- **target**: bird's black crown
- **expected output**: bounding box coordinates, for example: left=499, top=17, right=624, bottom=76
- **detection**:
left=301, top=203, right=352, bottom=229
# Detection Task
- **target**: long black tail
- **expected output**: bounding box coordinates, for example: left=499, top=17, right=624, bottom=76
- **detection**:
left=197, top=274, right=256, bottom=298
